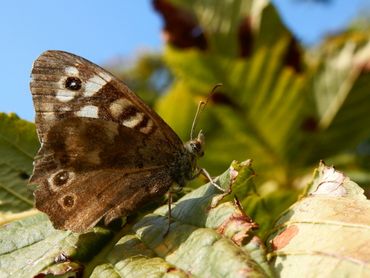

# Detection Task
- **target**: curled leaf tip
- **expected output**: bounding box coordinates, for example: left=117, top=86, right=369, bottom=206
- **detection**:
left=35, top=261, right=84, bottom=277
left=216, top=199, right=258, bottom=246
left=240, top=159, right=253, bottom=167
left=229, top=166, right=239, bottom=182
left=312, top=164, right=347, bottom=197
left=54, top=253, right=69, bottom=263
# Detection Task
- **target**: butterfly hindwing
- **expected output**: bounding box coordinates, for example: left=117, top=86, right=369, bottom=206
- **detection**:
left=34, top=166, right=173, bottom=232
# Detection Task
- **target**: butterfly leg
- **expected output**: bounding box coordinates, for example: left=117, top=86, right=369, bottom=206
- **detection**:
left=164, top=191, right=173, bottom=236
left=164, top=185, right=180, bottom=236
left=198, top=168, right=236, bottom=209
left=198, top=168, right=225, bottom=192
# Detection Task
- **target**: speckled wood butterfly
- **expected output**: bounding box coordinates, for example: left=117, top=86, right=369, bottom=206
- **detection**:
left=29, top=50, right=215, bottom=232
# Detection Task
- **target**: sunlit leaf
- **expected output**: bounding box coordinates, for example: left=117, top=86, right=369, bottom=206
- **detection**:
left=267, top=163, right=370, bottom=277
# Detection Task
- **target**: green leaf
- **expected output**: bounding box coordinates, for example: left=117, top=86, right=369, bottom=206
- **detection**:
left=267, top=163, right=370, bottom=277
left=0, top=213, right=113, bottom=277
left=302, top=39, right=370, bottom=162
left=90, top=161, right=272, bottom=277
left=90, top=234, right=189, bottom=278
left=0, top=113, right=39, bottom=174
left=0, top=113, right=39, bottom=215
left=0, top=164, right=34, bottom=214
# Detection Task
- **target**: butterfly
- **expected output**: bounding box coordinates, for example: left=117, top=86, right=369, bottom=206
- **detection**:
left=29, top=50, right=218, bottom=233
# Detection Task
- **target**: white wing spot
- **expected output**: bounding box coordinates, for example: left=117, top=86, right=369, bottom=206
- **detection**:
left=60, top=106, right=72, bottom=112
left=42, top=111, right=56, bottom=121
left=140, top=119, right=154, bottom=134
left=122, top=112, right=144, bottom=128
left=65, top=66, right=79, bottom=76
left=39, top=101, right=54, bottom=112
left=99, top=71, right=112, bottom=82
left=76, top=105, right=99, bottom=118
left=109, top=98, right=132, bottom=118
left=56, top=89, right=76, bottom=102
left=84, top=73, right=111, bottom=97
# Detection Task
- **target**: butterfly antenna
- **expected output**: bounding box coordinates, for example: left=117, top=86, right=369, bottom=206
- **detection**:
left=190, top=83, right=223, bottom=140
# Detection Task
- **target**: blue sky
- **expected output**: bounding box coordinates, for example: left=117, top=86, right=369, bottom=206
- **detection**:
left=1, top=1, right=369, bottom=121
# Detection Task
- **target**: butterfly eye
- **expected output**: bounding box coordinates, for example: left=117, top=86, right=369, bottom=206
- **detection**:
left=191, top=142, right=202, bottom=153
left=65, top=77, right=82, bottom=90
left=190, top=143, right=196, bottom=151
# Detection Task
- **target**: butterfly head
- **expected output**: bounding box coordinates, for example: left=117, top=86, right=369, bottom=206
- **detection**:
left=185, top=130, right=205, bottom=158
left=186, top=83, right=222, bottom=159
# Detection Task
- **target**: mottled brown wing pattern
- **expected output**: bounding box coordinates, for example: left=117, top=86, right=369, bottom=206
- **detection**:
left=29, top=51, right=188, bottom=232
left=30, top=50, right=182, bottom=147
left=30, top=117, right=179, bottom=184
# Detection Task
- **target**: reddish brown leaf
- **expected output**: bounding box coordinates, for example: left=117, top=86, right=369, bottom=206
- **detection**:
left=152, top=0, right=207, bottom=50
left=270, top=225, right=299, bottom=250
left=284, top=37, right=303, bottom=73
left=238, top=17, right=253, bottom=58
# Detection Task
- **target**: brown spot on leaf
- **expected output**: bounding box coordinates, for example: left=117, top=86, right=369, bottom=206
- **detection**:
left=359, top=61, right=370, bottom=73
left=271, top=225, right=299, bottom=250
left=284, top=37, right=303, bottom=73
left=166, top=267, right=177, bottom=273
left=210, top=91, right=240, bottom=110
left=217, top=203, right=258, bottom=246
left=301, top=116, right=318, bottom=132
left=238, top=17, right=253, bottom=58
left=19, top=171, right=30, bottom=180
left=153, top=0, right=207, bottom=50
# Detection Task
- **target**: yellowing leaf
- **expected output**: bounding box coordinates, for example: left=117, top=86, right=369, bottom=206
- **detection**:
left=267, top=163, right=370, bottom=277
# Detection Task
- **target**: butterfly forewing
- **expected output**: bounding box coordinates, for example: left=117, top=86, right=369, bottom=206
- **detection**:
left=30, top=51, right=182, bottom=147
left=29, top=50, right=190, bottom=232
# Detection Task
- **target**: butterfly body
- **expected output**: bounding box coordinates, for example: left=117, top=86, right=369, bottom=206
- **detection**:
left=29, top=51, right=204, bottom=232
